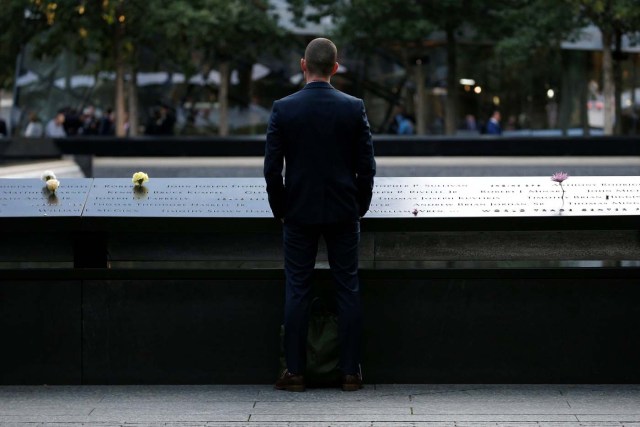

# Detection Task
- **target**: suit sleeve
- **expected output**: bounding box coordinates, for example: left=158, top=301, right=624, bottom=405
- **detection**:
left=264, top=101, right=286, bottom=219
left=356, top=100, right=376, bottom=217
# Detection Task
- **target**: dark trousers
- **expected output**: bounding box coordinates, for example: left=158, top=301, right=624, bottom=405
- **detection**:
left=283, top=220, right=362, bottom=375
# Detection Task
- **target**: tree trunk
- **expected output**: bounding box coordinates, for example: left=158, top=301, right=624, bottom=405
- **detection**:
left=559, top=51, right=571, bottom=136
left=115, top=59, right=126, bottom=137
left=415, top=60, right=427, bottom=135
left=237, top=62, right=253, bottom=109
left=580, top=52, right=590, bottom=136
left=218, top=61, right=231, bottom=136
left=63, top=50, right=72, bottom=108
left=114, top=23, right=126, bottom=137
left=613, top=29, right=623, bottom=135
left=10, top=43, right=26, bottom=136
left=601, top=28, right=615, bottom=135
left=632, top=54, right=638, bottom=135
left=445, top=27, right=458, bottom=135
left=128, top=66, right=139, bottom=136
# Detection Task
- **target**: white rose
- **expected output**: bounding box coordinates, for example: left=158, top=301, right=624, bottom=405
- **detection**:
left=41, top=170, right=57, bottom=182
left=132, top=171, right=149, bottom=186
left=46, top=179, right=60, bottom=192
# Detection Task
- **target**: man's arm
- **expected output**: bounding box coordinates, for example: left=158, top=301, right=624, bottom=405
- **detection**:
left=356, top=100, right=376, bottom=217
left=264, top=102, right=286, bottom=220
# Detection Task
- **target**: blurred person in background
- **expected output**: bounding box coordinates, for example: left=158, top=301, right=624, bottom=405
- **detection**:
left=157, top=104, right=175, bottom=135
left=485, top=110, right=502, bottom=135
left=145, top=104, right=175, bottom=136
left=464, top=114, right=478, bottom=131
left=98, top=108, right=115, bottom=135
left=387, top=105, right=415, bottom=135
left=0, top=116, right=7, bottom=137
left=24, top=112, right=44, bottom=137
left=45, top=111, right=67, bottom=137
left=63, top=108, right=82, bottom=136
left=82, top=106, right=99, bottom=135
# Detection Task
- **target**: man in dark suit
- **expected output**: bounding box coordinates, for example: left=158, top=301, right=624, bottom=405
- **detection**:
left=264, top=38, right=376, bottom=392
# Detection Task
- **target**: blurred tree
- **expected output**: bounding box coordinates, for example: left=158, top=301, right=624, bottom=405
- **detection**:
left=293, top=0, right=640, bottom=135
left=3, top=0, right=283, bottom=137
left=290, top=0, right=494, bottom=135
left=0, top=1, right=48, bottom=90
left=156, top=0, right=284, bottom=136
left=22, top=0, right=165, bottom=136
left=422, top=1, right=489, bottom=135
left=565, top=0, right=640, bottom=135
left=288, top=0, right=435, bottom=134
left=489, top=1, right=581, bottom=66
left=489, top=0, right=585, bottom=134
left=0, top=0, right=53, bottom=138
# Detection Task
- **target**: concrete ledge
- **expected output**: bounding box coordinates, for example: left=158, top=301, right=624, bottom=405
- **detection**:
left=0, top=158, right=83, bottom=178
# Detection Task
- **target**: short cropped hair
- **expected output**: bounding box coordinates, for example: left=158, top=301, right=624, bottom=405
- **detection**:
left=304, top=38, right=337, bottom=77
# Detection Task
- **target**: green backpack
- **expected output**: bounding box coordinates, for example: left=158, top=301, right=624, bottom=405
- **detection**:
left=280, top=298, right=341, bottom=387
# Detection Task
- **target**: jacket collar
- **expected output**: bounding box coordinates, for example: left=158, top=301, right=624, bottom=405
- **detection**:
left=303, top=81, right=334, bottom=90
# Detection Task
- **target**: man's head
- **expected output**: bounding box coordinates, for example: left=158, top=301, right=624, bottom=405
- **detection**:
left=301, top=38, right=338, bottom=81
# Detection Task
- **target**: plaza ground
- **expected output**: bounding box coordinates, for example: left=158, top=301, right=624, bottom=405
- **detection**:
left=2, top=384, right=640, bottom=426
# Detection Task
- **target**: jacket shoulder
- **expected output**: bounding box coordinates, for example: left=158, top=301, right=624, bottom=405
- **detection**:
left=275, top=89, right=305, bottom=105
left=335, top=90, right=362, bottom=104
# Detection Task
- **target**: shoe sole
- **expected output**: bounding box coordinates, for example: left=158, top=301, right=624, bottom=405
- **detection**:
left=341, top=384, right=363, bottom=392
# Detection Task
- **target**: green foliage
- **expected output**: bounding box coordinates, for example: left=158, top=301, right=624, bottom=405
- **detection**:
left=154, top=0, right=285, bottom=71
left=332, top=0, right=434, bottom=49
left=24, top=0, right=162, bottom=72
left=289, top=0, right=435, bottom=53
left=490, top=0, right=583, bottom=67
left=0, top=0, right=49, bottom=88
left=565, top=0, right=640, bottom=33
left=1, top=0, right=284, bottom=86
left=290, top=0, right=637, bottom=69
left=3, top=0, right=639, bottom=95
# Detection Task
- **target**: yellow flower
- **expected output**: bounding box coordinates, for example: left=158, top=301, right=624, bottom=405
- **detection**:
left=46, top=179, right=60, bottom=193
left=132, top=172, right=149, bottom=187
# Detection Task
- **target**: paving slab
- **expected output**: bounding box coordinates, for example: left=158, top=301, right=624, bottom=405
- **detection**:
left=252, top=401, right=410, bottom=415
left=1, top=385, right=640, bottom=426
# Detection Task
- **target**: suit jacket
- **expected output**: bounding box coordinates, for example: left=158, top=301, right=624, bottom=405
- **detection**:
left=264, top=81, right=376, bottom=225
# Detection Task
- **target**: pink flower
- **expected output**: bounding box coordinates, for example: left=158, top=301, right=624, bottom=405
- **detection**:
left=551, top=171, right=569, bottom=199
left=551, top=172, right=569, bottom=183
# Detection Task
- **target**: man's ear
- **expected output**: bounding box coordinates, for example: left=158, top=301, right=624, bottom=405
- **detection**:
left=331, top=62, right=339, bottom=76
left=300, top=58, right=307, bottom=73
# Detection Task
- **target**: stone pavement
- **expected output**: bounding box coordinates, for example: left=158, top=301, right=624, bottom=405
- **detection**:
left=1, top=384, right=640, bottom=426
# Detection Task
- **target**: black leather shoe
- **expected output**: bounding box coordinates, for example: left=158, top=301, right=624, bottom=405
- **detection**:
left=342, top=373, right=363, bottom=391
left=274, top=369, right=305, bottom=392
